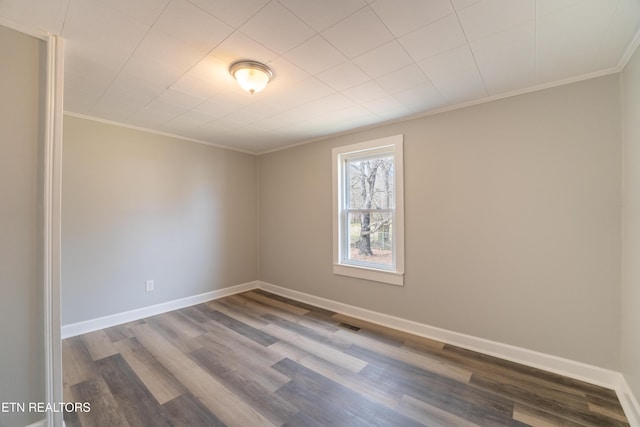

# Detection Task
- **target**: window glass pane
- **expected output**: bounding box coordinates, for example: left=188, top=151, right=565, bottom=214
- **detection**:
left=347, top=155, right=394, bottom=210
left=347, top=211, right=393, bottom=267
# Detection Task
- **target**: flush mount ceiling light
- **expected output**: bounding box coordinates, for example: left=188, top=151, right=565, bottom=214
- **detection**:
left=229, top=60, right=273, bottom=95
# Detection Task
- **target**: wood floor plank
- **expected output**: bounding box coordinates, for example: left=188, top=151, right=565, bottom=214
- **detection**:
left=335, top=328, right=473, bottom=383
left=198, top=306, right=278, bottom=346
left=175, top=306, right=211, bottom=324
left=96, top=353, right=174, bottom=427
left=242, top=290, right=310, bottom=316
left=273, top=357, right=426, bottom=427
left=62, top=337, right=96, bottom=389
left=103, top=324, right=135, bottom=343
left=268, top=340, right=400, bottom=409
left=261, top=312, right=352, bottom=350
left=81, top=330, right=119, bottom=361
left=587, top=401, right=630, bottom=423
left=399, top=394, right=481, bottom=427
left=163, top=392, right=226, bottom=427
left=71, top=377, right=132, bottom=427
left=513, top=403, right=586, bottom=427
left=196, top=331, right=290, bottom=393
left=197, top=317, right=284, bottom=367
left=251, top=289, right=337, bottom=318
left=112, top=337, right=187, bottom=405
left=190, top=347, right=298, bottom=425
left=145, top=314, right=203, bottom=353
left=260, top=322, right=368, bottom=373
left=332, top=313, right=438, bottom=348
left=207, top=299, right=270, bottom=329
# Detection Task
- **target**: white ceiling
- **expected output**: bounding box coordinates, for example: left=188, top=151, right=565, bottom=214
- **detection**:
left=1, top=0, right=639, bottom=153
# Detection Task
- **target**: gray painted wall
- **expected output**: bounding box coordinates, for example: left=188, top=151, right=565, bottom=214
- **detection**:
left=622, top=43, right=640, bottom=403
left=259, top=75, right=622, bottom=370
left=0, top=25, right=45, bottom=427
left=62, top=116, right=257, bottom=325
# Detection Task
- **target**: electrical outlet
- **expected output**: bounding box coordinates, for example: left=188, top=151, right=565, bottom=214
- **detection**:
left=145, top=280, right=154, bottom=292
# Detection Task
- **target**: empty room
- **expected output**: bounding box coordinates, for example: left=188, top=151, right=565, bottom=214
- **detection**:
left=1, top=0, right=640, bottom=426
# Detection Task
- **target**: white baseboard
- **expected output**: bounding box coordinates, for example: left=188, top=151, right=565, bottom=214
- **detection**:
left=256, top=281, right=621, bottom=389
left=58, top=278, right=639, bottom=426
left=619, top=375, right=640, bottom=427
left=61, top=281, right=259, bottom=339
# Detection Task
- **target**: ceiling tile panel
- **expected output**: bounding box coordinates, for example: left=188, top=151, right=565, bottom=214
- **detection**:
left=536, top=0, right=620, bottom=82
left=261, top=77, right=335, bottom=111
left=63, top=71, right=111, bottom=100
left=363, top=95, right=407, bottom=117
left=223, top=102, right=280, bottom=124
left=316, top=61, right=371, bottom=91
left=263, top=56, right=310, bottom=86
left=279, top=0, right=366, bottom=32
left=170, top=73, right=222, bottom=100
left=239, top=1, right=314, bottom=54
left=470, top=22, right=535, bottom=94
left=392, top=82, right=445, bottom=111
left=102, top=0, right=170, bottom=25
left=322, top=7, right=394, bottom=58
left=0, top=0, right=69, bottom=34
left=596, top=0, right=640, bottom=68
left=370, top=0, right=453, bottom=37
left=284, top=35, right=347, bottom=74
left=134, top=29, right=205, bottom=70
left=90, top=96, right=142, bottom=123
left=457, top=0, right=534, bottom=41
left=63, top=0, right=150, bottom=67
left=451, top=0, right=482, bottom=11
left=353, top=40, right=414, bottom=79
left=343, top=81, right=389, bottom=103
left=156, top=88, right=208, bottom=109
left=375, top=64, right=430, bottom=94
left=117, top=53, right=186, bottom=92
left=63, top=49, right=121, bottom=87
left=536, top=0, right=582, bottom=17
left=418, top=45, right=487, bottom=102
left=398, top=14, right=467, bottom=62
left=64, top=87, right=102, bottom=114
left=153, top=0, right=234, bottom=52
left=188, top=53, right=237, bottom=89
left=186, top=0, right=269, bottom=28
left=210, top=31, right=279, bottom=64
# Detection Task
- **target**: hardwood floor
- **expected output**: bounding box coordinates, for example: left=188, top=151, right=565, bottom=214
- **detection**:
left=62, top=290, right=629, bottom=426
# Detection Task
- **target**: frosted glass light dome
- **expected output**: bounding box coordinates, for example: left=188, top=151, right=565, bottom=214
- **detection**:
left=229, top=61, right=273, bottom=95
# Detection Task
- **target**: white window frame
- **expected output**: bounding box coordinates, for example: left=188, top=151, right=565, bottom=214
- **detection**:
left=332, top=135, right=404, bottom=286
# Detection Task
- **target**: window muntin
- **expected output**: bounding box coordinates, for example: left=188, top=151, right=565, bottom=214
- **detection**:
left=332, top=135, right=404, bottom=286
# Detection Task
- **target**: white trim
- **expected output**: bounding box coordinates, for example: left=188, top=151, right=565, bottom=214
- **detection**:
left=61, top=282, right=259, bottom=339
left=332, top=135, right=404, bottom=286
left=618, top=376, right=640, bottom=427
left=333, top=264, right=404, bottom=286
left=257, top=66, right=623, bottom=155
left=43, top=34, right=64, bottom=427
left=256, top=281, right=622, bottom=390
left=63, top=112, right=255, bottom=155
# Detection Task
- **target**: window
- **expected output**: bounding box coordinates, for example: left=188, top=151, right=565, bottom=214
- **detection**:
left=332, top=135, right=404, bottom=286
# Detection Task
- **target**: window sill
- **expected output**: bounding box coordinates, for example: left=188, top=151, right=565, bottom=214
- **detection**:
left=333, top=263, right=404, bottom=286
